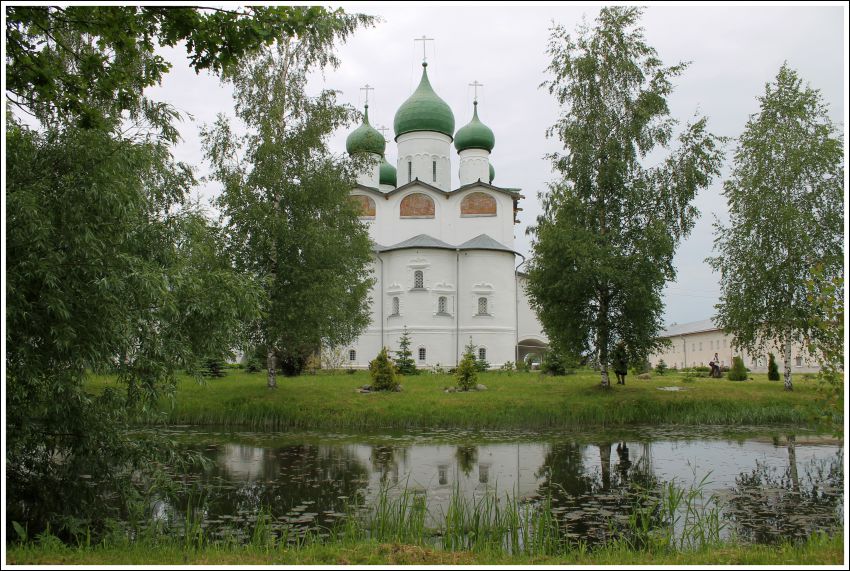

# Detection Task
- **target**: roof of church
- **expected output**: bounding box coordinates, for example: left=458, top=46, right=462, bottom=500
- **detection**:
left=394, top=63, right=455, bottom=139
left=458, top=234, right=516, bottom=253
left=346, top=104, right=386, bottom=156
left=377, top=234, right=455, bottom=252
left=659, top=319, right=719, bottom=338
left=376, top=233, right=518, bottom=255
left=455, top=101, right=495, bottom=153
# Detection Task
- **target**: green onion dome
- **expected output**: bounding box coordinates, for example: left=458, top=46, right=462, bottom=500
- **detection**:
left=393, top=63, right=455, bottom=139
left=454, top=101, right=495, bottom=153
left=379, top=156, right=397, bottom=187
left=489, top=163, right=495, bottom=183
left=346, top=104, right=386, bottom=156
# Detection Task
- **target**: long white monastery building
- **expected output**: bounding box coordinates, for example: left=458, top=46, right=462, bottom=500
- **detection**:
left=342, top=62, right=547, bottom=369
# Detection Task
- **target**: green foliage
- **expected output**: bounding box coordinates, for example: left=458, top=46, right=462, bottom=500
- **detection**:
left=202, top=358, right=226, bottom=378
left=455, top=347, right=479, bottom=391
left=5, top=6, right=329, bottom=130
left=727, top=357, right=749, bottom=381
left=803, top=270, right=844, bottom=430
left=708, top=64, right=844, bottom=392
left=767, top=354, right=780, bottom=381
left=540, top=349, right=575, bottom=376
left=527, top=7, right=724, bottom=388
left=5, top=3, right=365, bottom=538
left=369, top=348, right=399, bottom=392
left=202, top=10, right=376, bottom=379
left=394, top=327, right=418, bottom=375
left=655, top=359, right=668, bottom=376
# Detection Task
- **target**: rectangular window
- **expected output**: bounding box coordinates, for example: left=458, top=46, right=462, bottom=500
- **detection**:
left=709, top=340, right=713, bottom=350
left=692, top=343, right=695, bottom=352
left=432, top=160, right=437, bottom=182
left=795, top=356, right=803, bottom=367
left=699, top=342, right=703, bottom=351
left=349, top=350, right=356, bottom=361
left=418, top=347, right=426, bottom=361
left=408, top=161, right=412, bottom=182
left=478, top=348, right=486, bottom=361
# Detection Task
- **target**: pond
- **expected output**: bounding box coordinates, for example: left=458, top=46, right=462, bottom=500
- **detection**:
left=145, top=426, right=843, bottom=547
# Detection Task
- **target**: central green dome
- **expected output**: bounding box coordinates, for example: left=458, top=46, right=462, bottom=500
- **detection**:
left=394, top=63, right=455, bottom=139
left=379, top=156, right=397, bottom=187
left=454, top=101, right=495, bottom=152
left=346, top=104, right=386, bottom=156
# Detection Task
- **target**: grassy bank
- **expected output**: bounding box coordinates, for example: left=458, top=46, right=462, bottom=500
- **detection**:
left=88, top=369, right=827, bottom=430
left=7, top=534, right=843, bottom=565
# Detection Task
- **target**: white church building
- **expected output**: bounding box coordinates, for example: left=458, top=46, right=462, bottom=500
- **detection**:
left=342, top=61, right=547, bottom=369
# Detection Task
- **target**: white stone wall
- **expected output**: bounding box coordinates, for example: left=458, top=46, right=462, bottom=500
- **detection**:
left=650, top=329, right=820, bottom=373
left=355, top=153, right=381, bottom=188
left=396, top=132, right=452, bottom=191
left=458, top=148, right=490, bottom=185
left=344, top=247, right=548, bottom=369
left=359, top=183, right=514, bottom=249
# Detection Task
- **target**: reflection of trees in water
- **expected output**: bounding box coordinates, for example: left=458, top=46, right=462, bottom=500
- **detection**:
left=455, top=446, right=478, bottom=477
left=370, top=445, right=411, bottom=486
left=535, top=440, right=660, bottom=546
left=724, top=442, right=843, bottom=545
left=163, top=444, right=370, bottom=537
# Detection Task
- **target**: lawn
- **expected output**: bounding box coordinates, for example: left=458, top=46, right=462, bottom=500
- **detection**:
left=88, top=368, right=829, bottom=430
left=7, top=535, right=843, bottom=566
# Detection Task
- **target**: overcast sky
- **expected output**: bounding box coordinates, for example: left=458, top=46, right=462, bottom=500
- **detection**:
left=147, top=2, right=847, bottom=327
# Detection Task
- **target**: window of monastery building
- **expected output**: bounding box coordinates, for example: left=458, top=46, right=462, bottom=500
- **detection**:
left=391, top=296, right=400, bottom=316
left=460, top=192, right=497, bottom=217
left=419, top=347, right=426, bottom=361
left=400, top=193, right=435, bottom=218
left=349, top=350, right=356, bottom=361
left=432, top=160, right=437, bottom=182
left=478, top=347, right=487, bottom=361
left=477, top=297, right=488, bottom=315
left=413, top=270, right=424, bottom=289
left=407, top=161, right=412, bottom=183
left=438, top=296, right=448, bottom=314
left=350, top=194, right=375, bottom=218
left=796, top=355, right=803, bottom=367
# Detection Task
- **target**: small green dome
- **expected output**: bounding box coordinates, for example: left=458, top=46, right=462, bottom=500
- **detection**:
left=346, top=104, right=385, bottom=156
left=489, top=163, right=495, bottom=183
left=454, top=102, right=495, bottom=152
left=394, top=63, right=455, bottom=139
left=379, top=156, right=397, bottom=187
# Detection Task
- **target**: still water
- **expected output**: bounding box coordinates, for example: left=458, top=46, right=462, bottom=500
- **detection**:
left=150, top=426, right=843, bottom=546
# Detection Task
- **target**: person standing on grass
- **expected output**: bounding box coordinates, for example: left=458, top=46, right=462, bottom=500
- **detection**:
left=612, top=342, right=628, bottom=385
left=710, top=352, right=721, bottom=378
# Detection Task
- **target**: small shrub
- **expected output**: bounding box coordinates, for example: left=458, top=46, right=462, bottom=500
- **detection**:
left=394, top=326, right=418, bottom=375
left=455, top=347, right=478, bottom=391
left=655, top=359, right=668, bottom=375
left=430, top=363, right=446, bottom=375
left=202, top=358, right=226, bottom=378
left=540, top=349, right=576, bottom=376
left=304, top=353, right=321, bottom=375
left=369, top=347, right=399, bottom=391
left=767, top=353, right=780, bottom=381
left=681, top=370, right=697, bottom=383
left=515, top=359, right=529, bottom=373
left=500, top=361, right=515, bottom=374
left=245, top=357, right=262, bottom=373
left=727, top=356, right=748, bottom=381
left=630, top=358, right=652, bottom=376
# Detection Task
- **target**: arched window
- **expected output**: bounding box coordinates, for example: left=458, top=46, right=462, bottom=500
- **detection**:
left=438, top=296, right=447, bottom=314
left=477, top=297, right=488, bottom=315
left=400, top=193, right=435, bottom=218
left=478, top=347, right=487, bottom=361
left=349, top=350, right=356, bottom=361
left=414, top=270, right=424, bottom=289
left=432, top=160, right=437, bottom=182
left=350, top=194, right=376, bottom=218
left=418, top=347, right=426, bottom=361
left=391, top=296, right=400, bottom=316
left=460, top=192, right=497, bottom=217
left=408, top=161, right=412, bottom=183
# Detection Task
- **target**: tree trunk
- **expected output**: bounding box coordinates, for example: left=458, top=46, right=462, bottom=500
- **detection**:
left=787, top=434, right=799, bottom=492
left=599, top=442, right=612, bottom=491
left=598, top=294, right=610, bottom=389
left=267, top=349, right=277, bottom=389
left=783, top=332, right=793, bottom=391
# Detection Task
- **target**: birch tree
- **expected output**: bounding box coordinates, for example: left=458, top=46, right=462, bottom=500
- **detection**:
left=527, top=7, right=724, bottom=388
left=708, top=64, right=844, bottom=391
left=203, top=11, right=376, bottom=387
